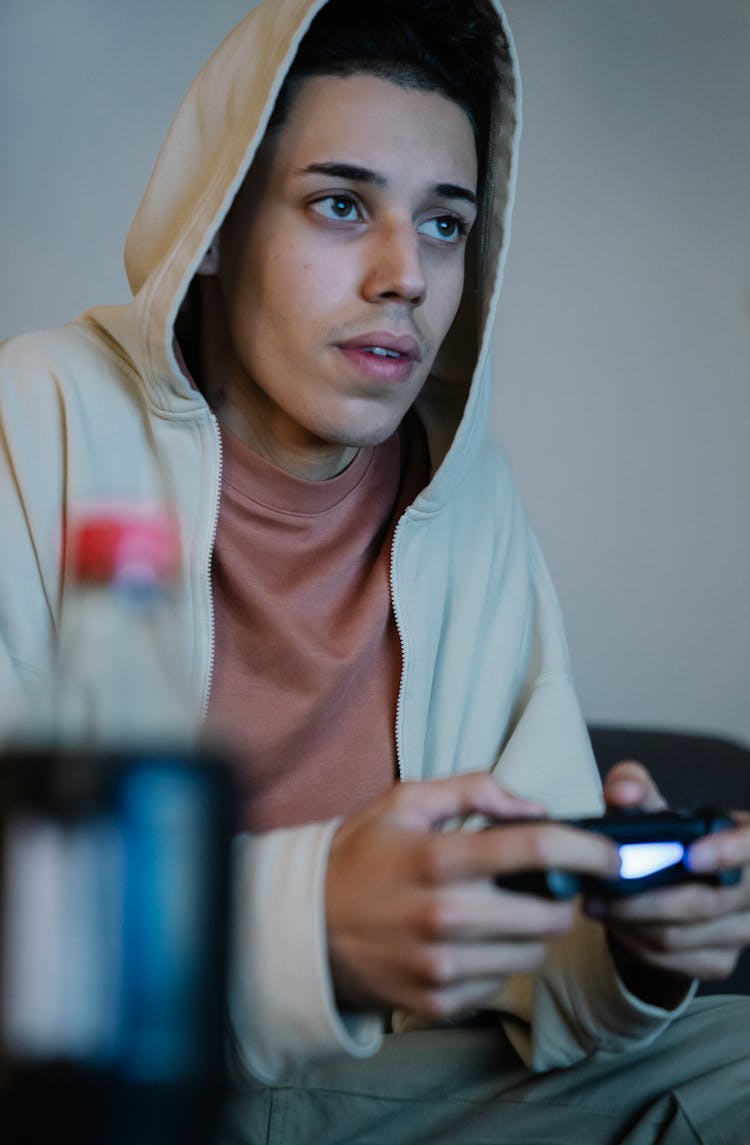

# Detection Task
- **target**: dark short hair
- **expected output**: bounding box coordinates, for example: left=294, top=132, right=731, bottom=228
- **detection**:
left=268, top=0, right=508, bottom=188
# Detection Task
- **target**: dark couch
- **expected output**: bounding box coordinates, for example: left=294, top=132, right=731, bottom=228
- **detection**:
left=588, top=725, right=750, bottom=995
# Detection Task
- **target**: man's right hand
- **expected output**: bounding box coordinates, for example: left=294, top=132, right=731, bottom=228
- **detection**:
left=325, top=772, right=620, bottom=1019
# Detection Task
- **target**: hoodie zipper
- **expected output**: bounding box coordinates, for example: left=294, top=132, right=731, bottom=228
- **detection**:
left=389, top=511, right=410, bottom=782
left=201, top=412, right=224, bottom=719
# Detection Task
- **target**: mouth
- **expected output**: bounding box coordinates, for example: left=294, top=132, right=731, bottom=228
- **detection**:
left=334, top=332, right=423, bottom=384
left=365, top=346, right=404, bottom=359
left=337, top=332, right=423, bottom=363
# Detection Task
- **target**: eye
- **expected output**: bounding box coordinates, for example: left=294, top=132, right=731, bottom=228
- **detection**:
left=311, top=194, right=362, bottom=223
left=418, top=215, right=468, bottom=245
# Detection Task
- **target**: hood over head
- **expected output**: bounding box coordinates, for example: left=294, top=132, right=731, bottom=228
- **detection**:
left=101, top=0, right=521, bottom=487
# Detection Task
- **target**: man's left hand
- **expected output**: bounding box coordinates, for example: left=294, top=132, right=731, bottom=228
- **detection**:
left=586, top=761, right=750, bottom=1000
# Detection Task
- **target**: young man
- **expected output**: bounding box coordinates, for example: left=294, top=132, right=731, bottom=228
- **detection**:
left=2, top=1, right=749, bottom=1141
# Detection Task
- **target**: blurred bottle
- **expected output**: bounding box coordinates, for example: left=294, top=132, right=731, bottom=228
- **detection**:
left=0, top=507, right=233, bottom=1145
left=55, top=509, right=194, bottom=748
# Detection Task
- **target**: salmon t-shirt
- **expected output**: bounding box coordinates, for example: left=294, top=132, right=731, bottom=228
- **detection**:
left=207, top=414, right=430, bottom=831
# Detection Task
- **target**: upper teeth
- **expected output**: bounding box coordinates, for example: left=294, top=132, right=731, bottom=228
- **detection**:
left=369, top=347, right=400, bottom=358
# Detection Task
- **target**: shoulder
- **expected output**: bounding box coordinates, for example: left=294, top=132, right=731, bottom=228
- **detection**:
left=1, top=317, right=129, bottom=395
left=0, top=316, right=146, bottom=457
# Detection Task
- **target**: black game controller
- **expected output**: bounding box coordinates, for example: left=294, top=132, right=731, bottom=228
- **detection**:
left=493, top=806, right=741, bottom=900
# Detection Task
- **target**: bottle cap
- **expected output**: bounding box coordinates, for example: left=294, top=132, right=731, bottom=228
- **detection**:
left=68, top=508, right=182, bottom=586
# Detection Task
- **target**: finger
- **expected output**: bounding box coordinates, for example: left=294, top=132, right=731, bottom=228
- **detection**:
left=422, top=821, right=620, bottom=884
left=606, top=909, right=750, bottom=954
left=586, top=880, right=745, bottom=925
left=606, top=925, right=744, bottom=982
left=407, top=976, right=520, bottom=1021
left=388, top=772, right=546, bottom=832
left=688, top=821, right=750, bottom=875
left=412, top=882, right=576, bottom=942
left=602, top=761, right=666, bottom=813
left=412, top=939, right=551, bottom=994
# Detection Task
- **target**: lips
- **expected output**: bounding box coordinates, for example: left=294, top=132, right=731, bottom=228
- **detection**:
left=337, top=332, right=422, bottom=363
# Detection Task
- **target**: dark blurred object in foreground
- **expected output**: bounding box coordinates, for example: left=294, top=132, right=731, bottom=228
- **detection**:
left=0, top=509, right=235, bottom=1144
left=0, top=748, right=234, bottom=1145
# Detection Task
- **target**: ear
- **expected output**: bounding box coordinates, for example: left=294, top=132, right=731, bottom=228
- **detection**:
left=197, top=235, right=220, bottom=276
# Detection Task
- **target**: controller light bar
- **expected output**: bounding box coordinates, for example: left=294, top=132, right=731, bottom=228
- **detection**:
left=619, top=842, right=685, bottom=879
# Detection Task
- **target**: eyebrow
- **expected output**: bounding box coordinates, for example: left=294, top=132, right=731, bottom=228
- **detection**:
left=296, top=162, right=477, bottom=207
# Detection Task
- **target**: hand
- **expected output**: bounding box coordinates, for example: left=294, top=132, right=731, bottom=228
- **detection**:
left=325, top=772, right=620, bottom=1019
left=588, top=761, right=750, bottom=1000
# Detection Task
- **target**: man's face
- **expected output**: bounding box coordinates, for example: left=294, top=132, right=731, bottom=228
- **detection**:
left=205, top=72, right=478, bottom=479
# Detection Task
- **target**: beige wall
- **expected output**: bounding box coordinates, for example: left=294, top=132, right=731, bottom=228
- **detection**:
left=2, top=1, right=748, bottom=744
left=496, top=0, right=749, bottom=745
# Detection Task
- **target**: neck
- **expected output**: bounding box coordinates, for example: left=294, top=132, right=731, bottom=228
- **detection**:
left=198, top=277, right=358, bottom=482
left=218, top=401, right=358, bottom=481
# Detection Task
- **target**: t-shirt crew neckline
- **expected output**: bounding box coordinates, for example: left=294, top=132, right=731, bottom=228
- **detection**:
left=220, top=426, right=375, bottom=517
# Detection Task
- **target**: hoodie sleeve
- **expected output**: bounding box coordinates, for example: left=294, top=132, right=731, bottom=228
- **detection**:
left=227, top=820, right=384, bottom=1084
left=0, top=334, right=64, bottom=738
left=498, top=908, right=697, bottom=1072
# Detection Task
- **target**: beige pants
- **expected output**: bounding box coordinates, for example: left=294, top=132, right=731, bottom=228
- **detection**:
left=219, top=996, right=750, bottom=1145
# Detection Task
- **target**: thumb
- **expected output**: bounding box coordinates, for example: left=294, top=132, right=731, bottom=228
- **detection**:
left=603, top=760, right=666, bottom=813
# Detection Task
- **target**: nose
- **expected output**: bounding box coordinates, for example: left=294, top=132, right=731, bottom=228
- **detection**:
left=362, top=219, right=426, bottom=307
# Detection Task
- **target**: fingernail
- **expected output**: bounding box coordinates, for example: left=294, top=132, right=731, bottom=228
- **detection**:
left=611, top=781, right=642, bottom=804
left=687, top=842, right=716, bottom=872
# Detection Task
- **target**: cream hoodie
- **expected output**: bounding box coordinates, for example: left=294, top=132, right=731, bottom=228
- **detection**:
left=0, top=0, right=692, bottom=1085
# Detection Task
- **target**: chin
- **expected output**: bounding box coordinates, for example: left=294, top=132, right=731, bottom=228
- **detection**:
left=322, top=404, right=413, bottom=450
left=329, top=422, right=403, bottom=451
